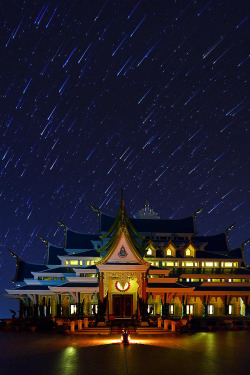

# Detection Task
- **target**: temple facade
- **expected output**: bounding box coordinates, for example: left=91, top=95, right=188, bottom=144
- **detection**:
left=6, top=197, right=250, bottom=321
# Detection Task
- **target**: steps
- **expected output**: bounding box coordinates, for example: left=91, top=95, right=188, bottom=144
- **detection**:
left=111, top=325, right=136, bottom=335
left=74, top=327, right=111, bottom=335
left=136, top=327, right=166, bottom=334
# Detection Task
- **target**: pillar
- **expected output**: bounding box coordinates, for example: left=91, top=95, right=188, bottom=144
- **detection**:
left=84, top=317, right=89, bottom=328
left=142, top=273, right=147, bottom=302
left=27, top=298, right=32, bottom=317
left=33, top=296, right=39, bottom=317
left=164, top=319, right=170, bottom=330
left=19, top=300, right=24, bottom=318
left=165, top=303, right=169, bottom=316
left=78, top=320, right=83, bottom=330
left=203, top=303, right=208, bottom=316
left=224, top=302, right=229, bottom=316
left=158, top=317, right=162, bottom=328
left=77, top=292, right=81, bottom=316
left=99, top=273, right=104, bottom=302
left=171, top=321, right=176, bottom=332
left=46, top=298, right=51, bottom=316
left=70, top=321, right=75, bottom=332
left=245, top=304, right=250, bottom=316
left=56, top=294, right=62, bottom=317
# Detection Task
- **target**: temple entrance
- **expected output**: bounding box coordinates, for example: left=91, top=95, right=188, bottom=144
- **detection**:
left=112, top=294, right=133, bottom=318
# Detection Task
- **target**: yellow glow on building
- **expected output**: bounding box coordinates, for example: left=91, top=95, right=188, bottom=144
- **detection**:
left=182, top=261, right=194, bottom=267
left=70, top=260, right=78, bottom=265
left=162, top=261, right=174, bottom=267
left=221, top=262, right=237, bottom=268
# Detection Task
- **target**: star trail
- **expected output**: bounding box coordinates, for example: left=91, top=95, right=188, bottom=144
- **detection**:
left=0, top=0, right=249, bottom=317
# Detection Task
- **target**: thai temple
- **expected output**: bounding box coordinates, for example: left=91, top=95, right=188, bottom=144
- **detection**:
left=6, top=195, right=250, bottom=322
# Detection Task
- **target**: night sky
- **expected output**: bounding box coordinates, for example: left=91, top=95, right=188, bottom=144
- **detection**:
left=0, top=0, right=249, bottom=317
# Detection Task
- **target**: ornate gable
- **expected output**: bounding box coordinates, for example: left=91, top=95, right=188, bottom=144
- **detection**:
left=97, top=229, right=148, bottom=265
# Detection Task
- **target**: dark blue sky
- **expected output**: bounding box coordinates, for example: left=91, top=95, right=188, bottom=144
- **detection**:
left=0, top=0, right=249, bottom=317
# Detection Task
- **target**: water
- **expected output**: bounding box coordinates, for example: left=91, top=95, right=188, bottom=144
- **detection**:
left=0, top=331, right=249, bottom=375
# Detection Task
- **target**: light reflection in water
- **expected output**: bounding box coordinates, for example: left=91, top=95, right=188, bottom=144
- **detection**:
left=59, top=346, right=79, bottom=375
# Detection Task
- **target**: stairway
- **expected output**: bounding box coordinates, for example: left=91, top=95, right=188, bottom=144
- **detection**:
left=74, top=327, right=111, bottom=335
left=110, top=319, right=136, bottom=335
left=136, top=327, right=165, bottom=334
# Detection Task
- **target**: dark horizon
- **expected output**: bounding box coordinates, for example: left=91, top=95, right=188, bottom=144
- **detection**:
left=0, top=0, right=249, bottom=318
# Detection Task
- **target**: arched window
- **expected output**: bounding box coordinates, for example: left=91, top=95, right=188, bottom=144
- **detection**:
left=166, top=249, right=172, bottom=256
left=186, top=248, right=191, bottom=256
left=147, top=248, right=152, bottom=256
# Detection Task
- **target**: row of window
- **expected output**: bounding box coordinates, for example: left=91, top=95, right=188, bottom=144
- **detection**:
left=70, top=304, right=97, bottom=315
left=147, top=248, right=195, bottom=257
left=79, top=273, right=96, bottom=278
left=65, top=260, right=96, bottom=266
left=148, top=304, right=235, bottom=315
left=150, top=261, right=238, bottom=268
left=38, top=277, right=66, bottom=281
left=148, top=276, right=249, bottom=282
left=182, top=278, right=247, bottom=283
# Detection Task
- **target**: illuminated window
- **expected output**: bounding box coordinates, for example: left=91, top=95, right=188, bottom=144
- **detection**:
left=186, top=305, right=194, bottom=314
left=228, top=279, right=232, bottom=282
left=166, top=249, right=172, bottom=256
left=233, top=262, right=238, bottom=268
left=205, top=262, right=214, bottom=267
left=169, top=304, right=174, bottom=315
left=91, top=304, right=98, bottom=315
left=182, top=261, right=194, bottom=267
left=208, top=279, right=211, bottom=282
left=79, top=261, right=83, bottom=265
left=70, top=305, right=77, bottom=314
left=148, top=304, right=154, bottom=314
left=60, top=277, right=65, bottom=280
left=175, top=262, right=179, bottom=267
left=186, top=249, right=191, bottom=256
left=85, top=273, right=96, bottom=278
left=232, top=279, right=241, bottom=282
left=147, top=249, right=153, bottom=256
left=162, top=261, right=174, bottom=267
left=191, top=278, right=200, bottom=282
left=65, top=260, right=69, bottom=265
left=166, top=261, right=174, bottom=267
left=208, top=305, right=214, bottom=315
left=212, top=279, right=220, bottom=282
left=70, top=260, right=78, bottom=265
left=86, top=260, right=91, bottom=266
left=91, top=261, right=95, bottom=265
left=43, top=277, right=52, bottom=281
left=228, top=305, right=233, bottom=315
left=222, top=262, right=233, bottom=268
left=53, top=277, right=57, bottom=281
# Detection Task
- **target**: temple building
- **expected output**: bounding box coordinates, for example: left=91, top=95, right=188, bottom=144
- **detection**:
left=5, top=196, right=250, bottom=321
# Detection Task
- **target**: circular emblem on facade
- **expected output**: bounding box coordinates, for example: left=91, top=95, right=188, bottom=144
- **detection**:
left=118, top=245, right=127, bottom=258
left=115, top=281, right=130, bottom=292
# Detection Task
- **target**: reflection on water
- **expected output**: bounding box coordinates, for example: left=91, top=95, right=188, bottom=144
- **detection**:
left=58, top=346, right=79, bottom=375
left=0, top=331, right=249, bottom=375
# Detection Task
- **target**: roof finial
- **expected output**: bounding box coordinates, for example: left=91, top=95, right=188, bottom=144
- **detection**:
left=37, top=234, right=48, bottom=244
left=8, top=249, right=20, bottom=260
